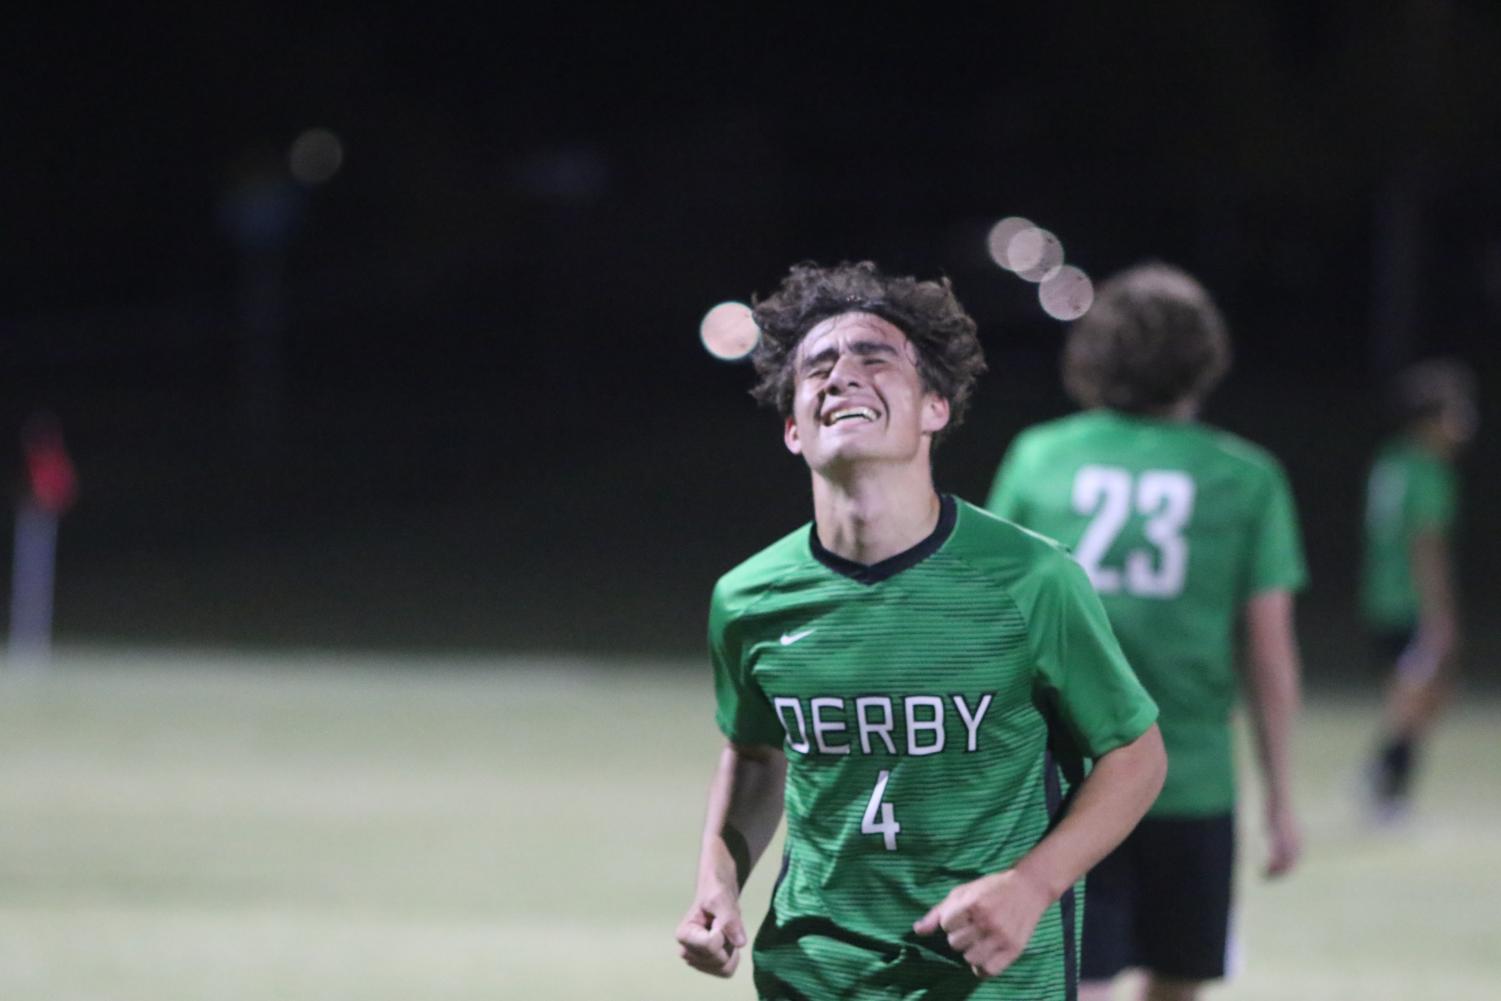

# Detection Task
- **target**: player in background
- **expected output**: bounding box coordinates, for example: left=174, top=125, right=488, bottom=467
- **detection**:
left=987, top=263, right=1306, bottom=1001
left=9, top=411, right=79, bottom=670
left=1360, top=358, right=1477, bottom=821
left=676, top=261, right=1166, bottom=1000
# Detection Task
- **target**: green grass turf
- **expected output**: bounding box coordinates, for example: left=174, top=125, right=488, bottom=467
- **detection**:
left=1, top=650, right=1497, bottom=1000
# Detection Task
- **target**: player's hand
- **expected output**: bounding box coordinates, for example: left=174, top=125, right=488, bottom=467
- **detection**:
left=675, top=885, right=748, bottom=978
left=1263, top=801, right=1301, bottom=878
left=912, top=868, right=1051, bottom=979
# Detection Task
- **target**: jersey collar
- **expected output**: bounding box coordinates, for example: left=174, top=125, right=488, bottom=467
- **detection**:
left=809, top=494, right=957, bottom=585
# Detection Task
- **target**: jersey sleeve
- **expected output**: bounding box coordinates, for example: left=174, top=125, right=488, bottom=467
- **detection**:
left=1407, top=459, right=1457, bottom=535
left=1022, top=554, right=1158, bottom=760
left=709, top=583, right=785, bottom=747
left=985, top=431, right=1033, bottom=522
left=1244, top=460, right=1309, bottom=597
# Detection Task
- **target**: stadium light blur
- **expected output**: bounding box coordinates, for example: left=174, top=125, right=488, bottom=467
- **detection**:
left=986, top=215, right=1094, bottom=321
left=289, top=128, right=344, bottom=186
left=700, top=302, right=759, bottom=361
left=1038, top=265, right=1094, bottom=321
left=986, top=216, right=1034, bottom=270
left=1008, top=227, right=1064, bottom=283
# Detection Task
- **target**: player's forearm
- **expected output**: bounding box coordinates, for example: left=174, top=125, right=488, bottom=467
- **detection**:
left=1245, top=656, right=1298, bottom=811
left=695, top=743, right=786, bottom=892
left=1242, top=590, right=1302, bottom=810
left=1014, top=724, right=1165, bottom=902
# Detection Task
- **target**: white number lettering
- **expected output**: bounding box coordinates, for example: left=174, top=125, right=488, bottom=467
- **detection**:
left=1072, top=466, right=1195, bottom=599
left=861, top=769, right=901, bottom=851
left=1128, top=471, right=1194, bottom=597
left=1072, top=466, right=1132, bottom=592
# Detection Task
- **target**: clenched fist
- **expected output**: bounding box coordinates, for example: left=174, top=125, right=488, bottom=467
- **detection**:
left=913, top=868, right=1052, bottom=979
left=676, top=885, right=748, bottom=978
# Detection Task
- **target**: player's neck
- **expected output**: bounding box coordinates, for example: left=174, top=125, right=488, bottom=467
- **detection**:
left=1409, top=425, right=1457, bottom=461
left=810, top=465, right=942, bottom=566
left=1156, top=398, right=1199, bottom=422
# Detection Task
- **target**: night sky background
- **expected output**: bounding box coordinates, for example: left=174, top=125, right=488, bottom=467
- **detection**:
left=3, top=2, right=1498, bottom=674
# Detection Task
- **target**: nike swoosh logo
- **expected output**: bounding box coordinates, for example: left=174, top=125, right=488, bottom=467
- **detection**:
left=780, top=628, right=816, bottom=646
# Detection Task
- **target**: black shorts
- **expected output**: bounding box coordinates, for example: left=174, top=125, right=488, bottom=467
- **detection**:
left=1080, top=813, right=1235, bottom=982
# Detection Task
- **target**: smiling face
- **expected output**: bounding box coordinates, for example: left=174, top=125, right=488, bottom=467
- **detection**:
left=783, top=312, right=950, bottom=476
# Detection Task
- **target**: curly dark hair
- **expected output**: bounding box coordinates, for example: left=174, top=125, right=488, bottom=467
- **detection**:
left=1062, top=262, right=1231, bottom=413
left=748, top=261, right=987, bottom=443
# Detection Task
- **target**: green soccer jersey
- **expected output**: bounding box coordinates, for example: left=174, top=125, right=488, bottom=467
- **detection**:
left=711, top=496, right=1158, bottom=1001
left=1360, top=436, right=1458, bottom=630
left=986, top=410, right=1307, bottom=817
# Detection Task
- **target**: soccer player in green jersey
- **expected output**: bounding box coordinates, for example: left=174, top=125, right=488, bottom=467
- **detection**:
left=987, top=263, right=1307, bottom=1001
left=1361, top=358, right=1477, bottom=819
left=675, top=261, right=1166, bottom=1000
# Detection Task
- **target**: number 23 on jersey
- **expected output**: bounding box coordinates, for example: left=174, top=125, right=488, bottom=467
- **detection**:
left=1072, top=466, right=1195, bottom=599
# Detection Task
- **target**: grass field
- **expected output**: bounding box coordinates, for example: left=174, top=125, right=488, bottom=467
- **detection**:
left=1, top=650, right=1498, bottom=1000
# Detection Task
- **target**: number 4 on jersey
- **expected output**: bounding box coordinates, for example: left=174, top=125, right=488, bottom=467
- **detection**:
left=862, top=769, right=901, bottom=850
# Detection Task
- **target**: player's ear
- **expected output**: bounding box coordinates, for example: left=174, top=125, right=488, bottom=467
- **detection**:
left=920, top=393, right=950, bottom=436
left=784, top=415, right=803, bottom=455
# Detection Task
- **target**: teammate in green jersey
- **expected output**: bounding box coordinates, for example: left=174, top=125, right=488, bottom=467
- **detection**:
left=675, top=261, right=1166, bottom=1001
left=987, top=263, right=1307, bottom=1001
left=1361, top=358, right=1476, bottom=820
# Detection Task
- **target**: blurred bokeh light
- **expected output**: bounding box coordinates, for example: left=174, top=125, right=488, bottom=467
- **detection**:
left=1038, top=265, right=1095, bottom=321
left=288, top=128, right=344, bottom=186
left=700, top=301, right=758, bottom=361
left=1008, top=227, right=1065, bottom=283
left=986, top=216, right=1035, bottom=270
